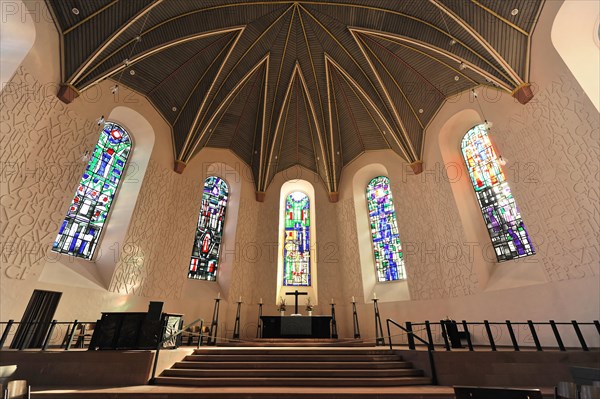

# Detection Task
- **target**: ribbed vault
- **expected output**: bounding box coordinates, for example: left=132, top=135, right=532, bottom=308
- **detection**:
left=48, top=0, right=543, bottom=199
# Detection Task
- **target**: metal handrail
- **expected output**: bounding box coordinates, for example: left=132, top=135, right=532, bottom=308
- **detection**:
left=407, top=319, right=600, bottom=352
left=0, top=320, right=97, bottom=350
left=150, top=317, right=204, bottom=384
left=386, top=318, right=437, bottom=385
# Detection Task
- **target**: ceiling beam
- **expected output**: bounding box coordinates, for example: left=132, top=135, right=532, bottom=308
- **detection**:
left=324, top=55, right=412, bottom=163
left=429, top=0, right=525, bottom=86
left=263, top=63, right=331, bottom=192
left=349, top=28, right=513, bottom=93
left=67, top=0, right=164, bottom=85
left=78, top=28, right=244, bottom=93
left=185, top=54, right=270, bottom=163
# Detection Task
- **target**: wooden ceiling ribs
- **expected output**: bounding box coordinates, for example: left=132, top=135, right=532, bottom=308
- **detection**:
left=49, top=0, right=543, bottom=197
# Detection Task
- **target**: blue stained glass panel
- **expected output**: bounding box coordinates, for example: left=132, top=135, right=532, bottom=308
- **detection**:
left=52, top=122, right=132, bottom=259
left=366, top=176, right=405, bottom=282
left=283, top=192, right=311, bottom=286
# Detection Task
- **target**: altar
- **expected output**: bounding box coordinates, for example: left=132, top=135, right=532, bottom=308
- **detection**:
left=260, top=316, right=332, bottom=338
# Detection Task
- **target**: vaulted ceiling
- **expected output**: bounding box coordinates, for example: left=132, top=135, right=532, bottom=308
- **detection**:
left=47, top=0, right=544, bottom=199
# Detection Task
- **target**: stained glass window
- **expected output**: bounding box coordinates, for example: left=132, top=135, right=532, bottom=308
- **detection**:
left=366, top=176, right=405, bottom=282
left=283, top=192, right=311, bottom=286
left=188, top=176, right=229, bottom=281
left=52, top=122, right=132, bottom=259
left=461, top=124, right=535, bottom=261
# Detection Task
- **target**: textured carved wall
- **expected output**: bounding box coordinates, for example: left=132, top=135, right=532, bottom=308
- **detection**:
left=110, top=160, right=200, bottom=299
left=0, top=67, right=98, bottom=281
left=227, top=197, right=260, bottom=302
left=498, top=75, right=599, bottom=282
left=395, top=171, right=479, bottom=300
left=336, top=198, right=364, bottom=300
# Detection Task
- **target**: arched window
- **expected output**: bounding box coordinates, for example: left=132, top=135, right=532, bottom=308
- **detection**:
left=52, top=122, right=132, bottom=259
left=188, top=176, right=229, bottom=281
left=283, top=191, right=311, bottom=286
left=366, top=176, right=405, bottom=282
left=461, top=124, right=535, bottom=261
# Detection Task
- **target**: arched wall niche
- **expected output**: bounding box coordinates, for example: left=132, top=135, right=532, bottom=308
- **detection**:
left=551, top=0, right=600, bottom=111
left=276, top=179, right=319, bottom=305
left=0, top=0, right=36, bottom=92
left=39, top=106, right=155, bottom=289
left=182, top=154, right=244, bottom=301
left=352, top=163, right=410, bottom=304
left=438, top=108, right=546, bottom=292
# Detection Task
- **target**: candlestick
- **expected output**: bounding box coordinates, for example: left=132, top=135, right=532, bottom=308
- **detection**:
left=217, top=292, right=221, bottom=299
left=238, top=296, right=242, bottom=303
left=373, top=292, right=377, bottom=300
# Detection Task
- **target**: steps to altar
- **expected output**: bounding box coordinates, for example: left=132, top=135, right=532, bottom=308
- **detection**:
left=155, top=347, right=431, bottom=387
left=216, top=338, right=374, bottom=347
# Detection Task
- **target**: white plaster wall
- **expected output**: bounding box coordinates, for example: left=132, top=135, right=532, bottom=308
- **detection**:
left=0, top=0, right=36, bottom=92
left=551, top=0, right=600, bottom=111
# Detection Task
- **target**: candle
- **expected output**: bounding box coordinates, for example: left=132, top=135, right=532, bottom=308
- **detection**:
left=373, top=292, right=377, bottom=300
left=239, top=296, right=242, bottom=303
left=331, top=298, right=334, bottom=304
left=259, top=298, right=263, bottom=304
left=352, top=296, right=355, bottom=302
left=217, top=292, right=221, bottom=299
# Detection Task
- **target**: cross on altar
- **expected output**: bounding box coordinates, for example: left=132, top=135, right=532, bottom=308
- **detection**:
left=285, top=290, right=308, bottom=314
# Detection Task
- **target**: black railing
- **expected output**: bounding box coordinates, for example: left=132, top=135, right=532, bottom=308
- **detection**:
left=386, top=319, right=437, bottom=385
left=398, top=320, right=600, bottom=352
left=0, top=320, right=96, bottom=351
left=150, top=317, right=204, bottom=384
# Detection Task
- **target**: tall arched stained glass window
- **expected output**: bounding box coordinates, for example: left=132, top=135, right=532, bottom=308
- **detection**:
left=188, top=176, right=229, bottom=281
left=283, top=192, right=310, bottom=286
left=52, top=122, right=132, bottom=259
left=461, top=124, right=535, bottom=261
left=367, top=176, right=405, bottom=282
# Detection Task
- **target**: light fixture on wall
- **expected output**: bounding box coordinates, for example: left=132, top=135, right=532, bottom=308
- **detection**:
left=498, top=155, right=507, bottom=166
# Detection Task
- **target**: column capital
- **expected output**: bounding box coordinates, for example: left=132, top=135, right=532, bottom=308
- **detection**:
left=174, top=160, right=186, bottom=174
left=57, top=84, right=80, bottom=104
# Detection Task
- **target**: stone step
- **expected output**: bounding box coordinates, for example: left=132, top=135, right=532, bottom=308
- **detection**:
left=173, top=360, right=414, bottom=370
left=162, top=368, right=423, bottom=378
left=32, top=386, right=462, bottom=398
left=193, top=348, right=396, bottom=356
left=217, top=339, right=375, bottom=347
left=184, top=354, right=403, bottom=362
left=154, top=376, right=433, bottom=387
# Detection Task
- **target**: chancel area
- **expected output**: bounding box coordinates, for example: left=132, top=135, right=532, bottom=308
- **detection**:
left=1, top=0, right=599, bottom=397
